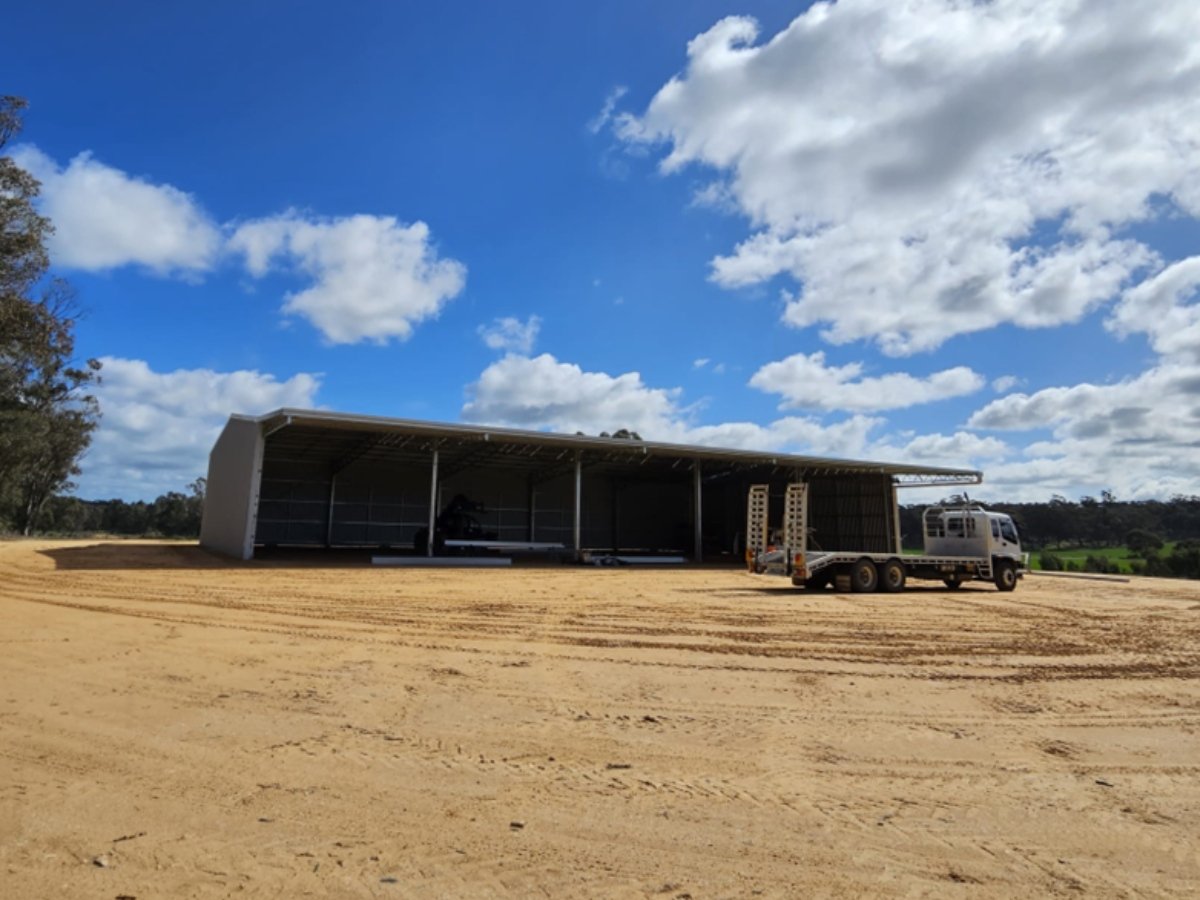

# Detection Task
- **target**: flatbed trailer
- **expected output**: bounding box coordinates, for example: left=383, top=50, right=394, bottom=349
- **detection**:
left=747, top=483, right=1026, bottom=593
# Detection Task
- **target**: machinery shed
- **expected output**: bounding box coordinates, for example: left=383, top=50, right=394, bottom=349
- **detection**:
left=199, top=409, right=981, bottom=562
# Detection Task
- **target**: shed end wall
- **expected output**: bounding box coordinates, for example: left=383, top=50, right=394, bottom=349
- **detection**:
left=200, top=417, right=264, bottom=559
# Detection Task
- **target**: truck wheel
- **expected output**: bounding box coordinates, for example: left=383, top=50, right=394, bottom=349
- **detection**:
left=993, top=560, right=1018, bottom=592
left=880, top=559, right=906, bottom=593
left=849, top=558, right=879, bottom=593
left=943, top=574, right=964, bottom=590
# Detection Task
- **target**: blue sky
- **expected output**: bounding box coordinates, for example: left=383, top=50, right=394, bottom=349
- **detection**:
left=5, top=0, right=1200, bottom=501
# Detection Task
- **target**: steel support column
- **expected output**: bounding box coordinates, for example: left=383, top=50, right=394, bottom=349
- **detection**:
left=890, top=481, right=902, bottom=555
left=573, top=453, right=582, bottom=561
left=527, top=478, right=536, bottom=542
left=325, top=473, right=337, bottom=548
left=611, top=479, right=620, bottom=553
left=426, top=448, right=439, bottom=557
left=693, top=461, right=703, bottom=562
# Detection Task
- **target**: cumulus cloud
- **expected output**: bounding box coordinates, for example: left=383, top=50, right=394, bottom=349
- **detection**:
left=620, top=1, right=1200, bottom=354
left=12, top=146, right=221, bottom=274
left=228, top=211, right=466, bottom=344
left=462, top=353, right=685, bottom=437
left=459, top=351, right=1105, bottom=502
left=877, top=431, right=1010, bottom=468
left=967, top=362, right=1200, bottom=498
left=464, top=352, right=894, bottom=460
left=685, top=415, right=883, bottom=459
left=11, top=147, right=466, bottom=344
left=750, top=351, right=984, bottom=412
left=82, top=357, right=320, bottom=499
left=478, top=315, right=541, bottom=354
left=1108, top=255, right=1200, bottom=361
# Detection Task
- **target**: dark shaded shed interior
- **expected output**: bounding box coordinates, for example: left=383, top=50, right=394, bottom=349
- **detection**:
left=250, top=417, right=975, bottom=561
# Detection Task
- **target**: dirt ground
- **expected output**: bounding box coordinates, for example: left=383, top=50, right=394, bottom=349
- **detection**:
left=2, top=540, right=1199, bottom=898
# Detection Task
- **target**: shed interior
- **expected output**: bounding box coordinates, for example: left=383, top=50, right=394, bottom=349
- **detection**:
left=243, top=417, right=971, bottom=561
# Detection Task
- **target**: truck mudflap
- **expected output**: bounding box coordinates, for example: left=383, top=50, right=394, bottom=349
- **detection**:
left=789, top=552, right=808, bottom=584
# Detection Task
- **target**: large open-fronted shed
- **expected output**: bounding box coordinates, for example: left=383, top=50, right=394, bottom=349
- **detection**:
left=199, top=409, right=981, bottom=561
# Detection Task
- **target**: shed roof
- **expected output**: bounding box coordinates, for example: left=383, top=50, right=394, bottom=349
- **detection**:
left=246, top=409, right=981, bottom=487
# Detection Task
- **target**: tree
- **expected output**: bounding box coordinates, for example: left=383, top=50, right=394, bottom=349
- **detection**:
left=150, top=480, right=205, bottom=536
left=0, top=96, right=101, bottom=534
left=1126, top=528, right=1163, bottom=556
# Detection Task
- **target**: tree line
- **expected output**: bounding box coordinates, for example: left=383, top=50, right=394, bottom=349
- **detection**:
left=27, top=479, right=206, bottom=539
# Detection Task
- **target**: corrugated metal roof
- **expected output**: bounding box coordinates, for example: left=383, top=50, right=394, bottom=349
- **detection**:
left=245, top=408, right=982, bottom=485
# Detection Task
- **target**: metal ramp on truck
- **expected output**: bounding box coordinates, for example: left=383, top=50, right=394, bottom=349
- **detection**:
left=745, top=482, right=807, bottom=576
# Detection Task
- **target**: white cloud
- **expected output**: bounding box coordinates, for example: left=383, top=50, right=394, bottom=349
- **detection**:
left=462, top=352, right=684, bottom=437
left=689, top=180, right=738, bottom=214
left=478, top=315, right=541, bottom=354
left=878, top=431, right=1010, bottom=468
left=459, top=350, right=1181, bottom=502
left=587, top=85, right=628, bottom=134
left=685, top=415, right=882, bottom=459
left=474, top=347, right=1195, bottom=500
left=1108, top=255, right=1200, bottom=361
left=82, top=357, right=320, bottom=499
left=619, top=1, right=1200, bottom=354
left=463, top=352, right=883, bottom=459
left=991, top=375, right=1020, bottom=393
left=460, top=352, right=1200, bottom=502
left=228, top=211, right=466, bottom=344
left=693, top=357, right=710, bottom=368
left=966, top=362, right=1200, bottom=498
left=12, top=146, right=221, bottom=275
left=10, top=147, right=465, bottom=345
left=750, top=351, right=983, bottom=412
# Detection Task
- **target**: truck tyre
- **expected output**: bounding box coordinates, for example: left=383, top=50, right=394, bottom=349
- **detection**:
left=943, top=574, right=964, bottom=590
left=993, top=560, right=1018, bottom=592
left=880, top=558, right=906, bottom=593
left=849, top=558, right=879, bottom=593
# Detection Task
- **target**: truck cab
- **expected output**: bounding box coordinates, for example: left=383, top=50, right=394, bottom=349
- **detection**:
left=923, top=506, right=1023, bottom=563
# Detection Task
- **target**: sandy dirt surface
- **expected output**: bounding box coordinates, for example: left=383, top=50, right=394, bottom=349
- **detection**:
left=2, top=540, right=1199, bottom=898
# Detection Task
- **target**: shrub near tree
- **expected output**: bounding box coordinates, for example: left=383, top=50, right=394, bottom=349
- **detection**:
left=0, top=96, right=100, bottom=534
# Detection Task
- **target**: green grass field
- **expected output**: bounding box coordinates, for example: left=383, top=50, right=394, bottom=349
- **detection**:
left=1030, top=544, right=1178, bottom=573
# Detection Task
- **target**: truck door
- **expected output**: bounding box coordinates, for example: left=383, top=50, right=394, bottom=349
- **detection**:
left=992, top=516, right=1020, bottom=556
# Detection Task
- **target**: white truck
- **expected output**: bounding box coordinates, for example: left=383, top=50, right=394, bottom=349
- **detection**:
left=747, top=483, right=1026, bottom=592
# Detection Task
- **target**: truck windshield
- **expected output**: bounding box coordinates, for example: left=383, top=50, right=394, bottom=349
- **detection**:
left=1000, top=519, right=1018, bottom=543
